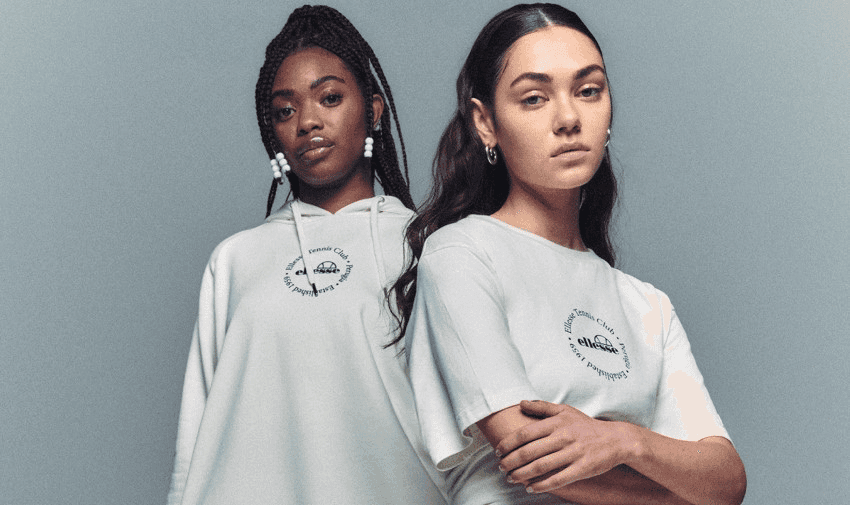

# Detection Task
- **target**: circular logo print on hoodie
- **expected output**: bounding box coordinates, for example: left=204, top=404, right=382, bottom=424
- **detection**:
left=283, top=246, right=353, bottom=297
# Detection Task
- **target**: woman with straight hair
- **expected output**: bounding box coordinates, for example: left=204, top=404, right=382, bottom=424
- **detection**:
left=391, top=4, right=746, bottom=504
left=167, top=6, right=446, bottom=504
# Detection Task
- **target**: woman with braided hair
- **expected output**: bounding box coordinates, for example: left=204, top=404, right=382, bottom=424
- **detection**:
left=167, top=6, right=446, bottom=504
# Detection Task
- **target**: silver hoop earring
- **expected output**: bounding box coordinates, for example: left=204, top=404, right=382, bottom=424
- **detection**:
left=604, top=128, right=611, bottom=148
left=485, top=145, right=498, bottom=165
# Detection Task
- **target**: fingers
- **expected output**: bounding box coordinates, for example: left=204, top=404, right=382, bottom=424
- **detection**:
left=495, top=416, right=556, bottom=459
left=505, top=446, right=577, bottom=484
left=499, top=434, right=562, bottom=474
left=524, top=457, right=605, bottom=494
left=519, top=399, right=565, bottom=419
left=525, top=467, right=580, bottom=494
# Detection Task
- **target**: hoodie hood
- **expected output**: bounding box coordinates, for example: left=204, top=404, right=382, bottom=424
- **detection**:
left=265, top=195, right=411, bottom=222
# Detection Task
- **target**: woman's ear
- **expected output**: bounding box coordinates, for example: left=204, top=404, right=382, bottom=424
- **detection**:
left=371, top=94, right=385, bottom=131
left=470, top=98, right=497, bottom=148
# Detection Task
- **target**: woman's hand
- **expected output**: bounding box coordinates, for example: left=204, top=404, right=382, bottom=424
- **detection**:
left=495, top=400, right=636, bottom=493
left=488, top=400, right=746, bottom=505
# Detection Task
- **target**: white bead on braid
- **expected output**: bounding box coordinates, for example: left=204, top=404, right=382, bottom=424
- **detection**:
left=363, top=137, right=374, bottom=158
left=270, top=159, right=282, bottom=180
left=271, top=152, right=290, bottom=179
left=277, top=152, right=290, bottom=173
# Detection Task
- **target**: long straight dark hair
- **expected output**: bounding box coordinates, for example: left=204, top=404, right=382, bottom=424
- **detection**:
left=388, top=3, right=618, bottom=347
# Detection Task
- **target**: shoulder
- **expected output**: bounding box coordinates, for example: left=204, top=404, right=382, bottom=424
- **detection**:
left=611, top=269, right=676, bottom=328
left=379, top=206, right=415, bottom=235
left=614, top=269, right=667, bottom=299
left=370, top=195, right=414, bottom=226
left=420, top=217, right=497, bottom=272
left=379, top=197, right=415, bottom=220
left=418, top=217, right=503, bottom=285
left=205, top=221, right=281, bottom=272
left=423, top=215, right=495, bottom=255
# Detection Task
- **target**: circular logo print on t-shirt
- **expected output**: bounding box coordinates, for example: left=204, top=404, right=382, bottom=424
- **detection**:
left=563, top=308, right=631, bottom=382
left=283, top=246, right=353, bottom=297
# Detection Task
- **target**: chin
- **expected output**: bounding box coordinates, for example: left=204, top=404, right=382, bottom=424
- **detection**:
left=301, top=167, right=363, bottom=190
left=550, top=169, right=598, bottom=189
left=299, top=176, right=348, bottom=190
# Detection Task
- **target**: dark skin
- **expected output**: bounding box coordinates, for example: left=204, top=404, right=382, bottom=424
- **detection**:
left=270, top=47, right=384, bottom=213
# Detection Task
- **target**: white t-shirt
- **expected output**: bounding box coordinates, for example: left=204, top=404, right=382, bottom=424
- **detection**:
left=406, top=215, right=729, bottom=505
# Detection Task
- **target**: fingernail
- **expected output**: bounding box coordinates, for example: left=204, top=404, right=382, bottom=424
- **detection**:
left=506, top=475, right=515, bottom=484
left=494, top=449, right=502, bottom=458
left=526, top=486, right=536, bottom=494
left=498, top=465, right=506, bottom=474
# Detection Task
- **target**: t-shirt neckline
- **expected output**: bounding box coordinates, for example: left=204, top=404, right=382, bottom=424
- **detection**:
left=468, top=214, right=598, bottom=259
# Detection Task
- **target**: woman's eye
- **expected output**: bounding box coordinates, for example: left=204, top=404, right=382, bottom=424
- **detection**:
left=579, top=86, right=601, bottom=98
left=272, top=106, right=294, bottom=122
left=322, top=93, right=342, bottom=106
left=521, top=95, right=545, bottom=106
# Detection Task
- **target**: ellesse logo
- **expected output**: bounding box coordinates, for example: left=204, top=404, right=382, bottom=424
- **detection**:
left=284, top=246, right=353, bottom=297
left=564, top=308, right=632, bottom=382
left=577, top=335, right=619, bottom=354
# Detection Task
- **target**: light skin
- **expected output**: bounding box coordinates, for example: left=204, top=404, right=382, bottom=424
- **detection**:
left=471, top=26, right=746, bottom=505
left=270, top=46, right=384, bottom=213
left=472, top=26, right=610, bottom=250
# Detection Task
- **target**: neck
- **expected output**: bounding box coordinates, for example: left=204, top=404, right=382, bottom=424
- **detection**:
left=491, top=185, right=585, bottom=250
left=297, top=164, right=375, bottom=214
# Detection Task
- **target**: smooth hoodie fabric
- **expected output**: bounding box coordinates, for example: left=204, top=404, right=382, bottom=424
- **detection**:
left=167, top=196, right=447, bottom=505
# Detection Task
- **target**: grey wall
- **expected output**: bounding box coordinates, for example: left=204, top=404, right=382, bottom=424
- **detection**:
left=1, top=0, right=847, bottom=503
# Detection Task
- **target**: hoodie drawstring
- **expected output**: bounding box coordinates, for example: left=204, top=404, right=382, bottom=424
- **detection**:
left=369, top=196, right=388, bottom=296
left=291, top=200, right=318, bottom=294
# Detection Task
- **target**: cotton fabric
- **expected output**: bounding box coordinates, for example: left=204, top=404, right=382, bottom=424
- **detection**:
left=406, top=215, right=729, bottom=505
left=168, top=196, right=447, bottom=505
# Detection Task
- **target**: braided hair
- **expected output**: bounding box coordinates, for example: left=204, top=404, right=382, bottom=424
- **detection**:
left=256, top=5, right=414, bottom=217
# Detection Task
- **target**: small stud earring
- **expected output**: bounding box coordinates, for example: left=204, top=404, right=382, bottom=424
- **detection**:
left=364, top=137, right=374, bottom=158
left=270, top=152, right=290, bottom=180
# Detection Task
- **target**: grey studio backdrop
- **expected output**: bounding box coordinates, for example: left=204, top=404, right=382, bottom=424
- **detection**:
left=1, top=0, right=847, bottom=503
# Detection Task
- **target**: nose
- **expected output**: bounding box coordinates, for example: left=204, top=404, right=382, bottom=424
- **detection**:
left=553, top=96, right=580, bottom=134
left=297, top=101, right=323, bottom=136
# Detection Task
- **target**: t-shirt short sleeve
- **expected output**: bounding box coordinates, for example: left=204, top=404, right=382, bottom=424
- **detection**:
left=649, top=296, right=730, bottom=442
left=406, top=243, right=540, bottom=470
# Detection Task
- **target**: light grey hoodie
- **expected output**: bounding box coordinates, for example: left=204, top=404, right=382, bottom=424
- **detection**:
left=168, top=196, right=447, bottom=505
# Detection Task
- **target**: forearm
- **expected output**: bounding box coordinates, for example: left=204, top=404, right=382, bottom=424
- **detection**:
left=545, top=465, right=692, bottom=505
left=546, top=427, right=745, bottom=505
left=484, top=402, right=745, bottom=505
left=619, top=425, right=746, bottom=505
left=480, top=406, right=690, bottom=505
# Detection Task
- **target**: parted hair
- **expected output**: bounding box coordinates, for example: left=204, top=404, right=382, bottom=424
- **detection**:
left=256, top=5, right=414, bottom=216
left=388, top=3, right=618, bottom=347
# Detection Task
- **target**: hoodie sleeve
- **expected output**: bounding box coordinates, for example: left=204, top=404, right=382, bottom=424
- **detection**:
left=166, top=257, right=226, bottom=505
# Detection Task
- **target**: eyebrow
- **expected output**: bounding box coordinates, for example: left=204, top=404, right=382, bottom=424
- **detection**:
left=509, top=64, right=606, bottom=88
left=270, top=75, right=347, bottom=100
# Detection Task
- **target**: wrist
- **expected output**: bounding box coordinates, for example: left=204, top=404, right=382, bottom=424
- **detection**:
left=612, top=421, right=646, bottom=467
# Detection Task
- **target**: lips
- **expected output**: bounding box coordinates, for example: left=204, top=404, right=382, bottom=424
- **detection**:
left=297, top=137, right=334, bottom=162
left=551, top=142, right=590, bottom=157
